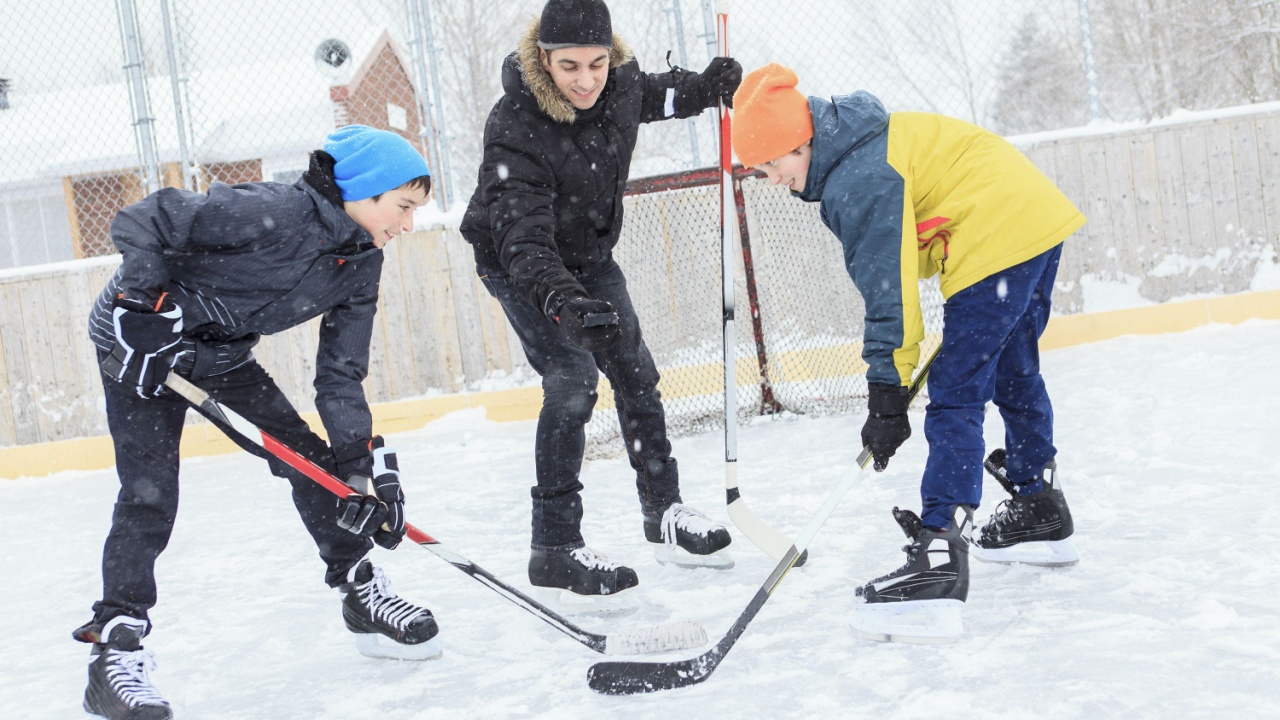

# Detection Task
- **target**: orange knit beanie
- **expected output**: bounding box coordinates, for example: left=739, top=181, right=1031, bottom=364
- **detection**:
left=731, top=63, right=814, bottom=167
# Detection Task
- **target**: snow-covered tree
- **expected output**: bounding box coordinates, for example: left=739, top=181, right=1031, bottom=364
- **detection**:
left=989, top=12, right=1089, bottom=135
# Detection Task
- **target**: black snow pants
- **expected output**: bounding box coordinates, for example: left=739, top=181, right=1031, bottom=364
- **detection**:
left=91, top=356, right=371, bottom=628
left=478, top=257, right=681, bottom=551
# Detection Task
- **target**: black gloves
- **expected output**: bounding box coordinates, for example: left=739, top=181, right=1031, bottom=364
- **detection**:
left=862, top=383, right=911, bottom=472
left=699, top=56, right=743, bottom=108
left=335, top=436, right=406, bottom=550
left=554, top=295, right=621, bottom=353
left=100, top=295, right=184, bottom=398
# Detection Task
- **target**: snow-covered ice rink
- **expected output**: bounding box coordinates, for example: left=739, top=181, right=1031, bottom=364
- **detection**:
left=3, top=320, right=1279, bottom=719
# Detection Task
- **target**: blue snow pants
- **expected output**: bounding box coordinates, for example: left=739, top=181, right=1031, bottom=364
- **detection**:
left=919, top=243, right=1063, bottom=529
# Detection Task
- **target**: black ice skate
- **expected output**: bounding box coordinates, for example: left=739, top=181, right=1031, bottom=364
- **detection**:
left=341, top=559, right=442, bottom=660
left=83, top=616, right=172, bottom=720
left=528, top=546, right=640, bottom=616
left=850, top=505, right=972, bottom=644
left=972, top=449, right=1079, bottom=567
left=644, top=503, right=734, bottom=569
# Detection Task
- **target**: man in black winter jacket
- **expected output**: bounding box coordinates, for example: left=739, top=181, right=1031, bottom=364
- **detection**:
left=460, top=0, right=744, bottom=614
left=75, top=125, right=439, bottom=720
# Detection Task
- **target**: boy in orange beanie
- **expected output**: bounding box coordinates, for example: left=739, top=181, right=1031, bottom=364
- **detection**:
left=732, top=63, right=1086, bottom=644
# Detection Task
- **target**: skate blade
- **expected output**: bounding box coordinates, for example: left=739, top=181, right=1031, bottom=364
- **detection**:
left=651, top=542, right=735, bottom=570
left=971, top=537, right=1079, bottom=567
left=532, top=586, right=640, bottom=618
left=850, top=599, right=963, bottom=645
left=354, top=633, right=443, bottom=661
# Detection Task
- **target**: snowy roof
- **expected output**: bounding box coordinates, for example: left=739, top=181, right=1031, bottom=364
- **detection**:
left=0, top=28, right=404, bottom=186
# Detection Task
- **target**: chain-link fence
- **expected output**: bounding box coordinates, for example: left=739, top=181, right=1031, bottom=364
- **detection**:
left=4, top=1, right=1279, bottom=264
left=9, top=1, right=1278, bottom=271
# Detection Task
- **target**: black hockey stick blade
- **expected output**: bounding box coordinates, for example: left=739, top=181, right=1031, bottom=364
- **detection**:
left=588, top=545, right=803, bottom=694
left=161, top=373, right=706, bottom=657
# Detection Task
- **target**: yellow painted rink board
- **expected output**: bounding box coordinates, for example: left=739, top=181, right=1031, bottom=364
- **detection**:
left=6, top=288, right=1280, bottom=480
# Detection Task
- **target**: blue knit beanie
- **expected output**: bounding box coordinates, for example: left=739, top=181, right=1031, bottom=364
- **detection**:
left=324, top=125, right=431, bottom=202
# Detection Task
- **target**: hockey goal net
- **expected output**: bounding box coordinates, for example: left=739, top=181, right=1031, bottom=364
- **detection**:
left=584, top=166, right=945, bottom=457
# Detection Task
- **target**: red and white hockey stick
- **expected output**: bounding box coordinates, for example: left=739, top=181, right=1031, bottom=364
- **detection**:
left=162, top=373, right=706, bottom=656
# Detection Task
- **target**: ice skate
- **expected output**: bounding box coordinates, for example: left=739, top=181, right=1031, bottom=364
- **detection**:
left=82, top=616, right=172, bottom=720
left=851, top=505, right=972, bottom=644
left=645, top=503, right=734, bottom=569
left=341, top=559, right=442, bottom=660
left=972, top=449, right=1079, bottom=567
left=529, top=547, right=641, bottom=617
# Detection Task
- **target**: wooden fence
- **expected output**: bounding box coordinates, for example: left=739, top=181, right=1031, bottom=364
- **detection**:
left=1018, top=107, right=1280, bottom=310
left=3, top=102, right=1279, bottom=449
left=0, top=230, right=525, bottom=448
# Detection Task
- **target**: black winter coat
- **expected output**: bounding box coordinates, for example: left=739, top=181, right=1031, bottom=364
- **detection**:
left=460, top=22, right=714, bottom=318
left=88, top=152, right=384, bottom=451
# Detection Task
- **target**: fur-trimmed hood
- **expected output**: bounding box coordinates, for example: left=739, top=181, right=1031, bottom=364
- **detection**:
left=463, top=22, right=715, bottom=317
left=515, top=18, right=633, bottom=124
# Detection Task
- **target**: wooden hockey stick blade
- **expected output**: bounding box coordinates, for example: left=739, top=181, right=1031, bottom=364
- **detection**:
left=725, top=466, right=808, bottom=566
left=161, top=373, right=706, bottom=656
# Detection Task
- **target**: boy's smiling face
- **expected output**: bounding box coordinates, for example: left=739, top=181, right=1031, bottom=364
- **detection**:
left=541, top=46, right=610, bottom=110
left=345, top=185, right=431, bottom=248
left=753, top=141, right=812, bottom=193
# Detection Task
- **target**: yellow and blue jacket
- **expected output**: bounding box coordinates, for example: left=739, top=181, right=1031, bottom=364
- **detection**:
left=796, top=92, right=1086, bottom=386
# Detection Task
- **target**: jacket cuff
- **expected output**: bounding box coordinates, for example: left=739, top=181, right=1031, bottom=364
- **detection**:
left=332, top=437, right=374, bottom=479
left=867, top=382, right=910, bottom=416
left=543, top=288, right=589, bottom=323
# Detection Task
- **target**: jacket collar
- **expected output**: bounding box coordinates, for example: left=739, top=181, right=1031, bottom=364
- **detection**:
left=509, top=18, right=633, bottom=124
left=300, top=150, right=373, bottom=252
left=799, top=92, right=891, bottom=202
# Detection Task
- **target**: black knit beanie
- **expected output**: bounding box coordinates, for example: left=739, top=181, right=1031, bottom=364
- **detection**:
left=537, top=0, right=612, bottom=50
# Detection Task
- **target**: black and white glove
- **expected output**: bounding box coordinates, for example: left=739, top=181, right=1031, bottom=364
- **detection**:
left=862, top=383, right=911, bottom=472
left=698, top=56, right=743, bottom=108
left=335, top=436, right=406, bottom=550
left=100, top=294, right=184, bottom=398
left=554, top=295, right=621, bottom=353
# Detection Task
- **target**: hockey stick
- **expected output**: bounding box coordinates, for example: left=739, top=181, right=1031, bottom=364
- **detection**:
left=587, top=347, right=939, bottom=693
left=714, top=0, right=803, bottom=566
left=161, top=373, right=706, bottom=656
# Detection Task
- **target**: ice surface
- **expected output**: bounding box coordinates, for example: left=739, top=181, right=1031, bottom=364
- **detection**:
left=2, top=320, right=1278, bottom=718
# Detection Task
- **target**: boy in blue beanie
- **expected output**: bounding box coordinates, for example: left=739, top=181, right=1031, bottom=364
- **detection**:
left=76, top=125, right=435, bottom=719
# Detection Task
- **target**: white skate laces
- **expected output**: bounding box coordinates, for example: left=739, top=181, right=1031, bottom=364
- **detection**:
left=570, top=547, right=620, bottom=572
left=355, top=566, right=430, bottom=632
left=99, top=647, right=165, bottom=708
left=659, top=503, right=717, bottom=548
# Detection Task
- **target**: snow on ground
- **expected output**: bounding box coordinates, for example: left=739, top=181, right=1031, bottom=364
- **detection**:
left=3, top=320, right=1279, bottom=719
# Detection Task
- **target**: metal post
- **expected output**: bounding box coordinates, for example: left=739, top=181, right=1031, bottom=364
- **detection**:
left=421, top=0, right=454, bottom=210
left=700, top=0, right=718, bottom=159
left=405, top=0, right=446, bottom=210
left=159, top=0, right=195, bottom=191
left=669, top=0, right=701, bottom=167
left=1078, top=0, right=1103, bottom=122
left=116, top=0, right=162, bottom=196
left=700, top=0, right=718, bottom=59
